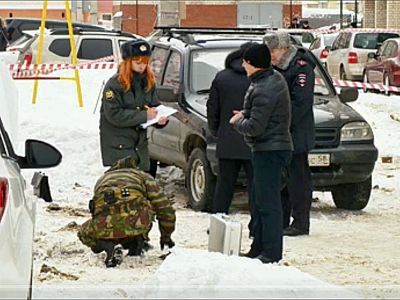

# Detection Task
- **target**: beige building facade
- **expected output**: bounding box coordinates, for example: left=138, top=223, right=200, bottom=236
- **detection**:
left=363, top=0, right=400, bottom=29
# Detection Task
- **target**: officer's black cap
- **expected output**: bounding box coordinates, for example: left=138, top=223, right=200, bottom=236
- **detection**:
left=121, top=39, right=151, bottom=60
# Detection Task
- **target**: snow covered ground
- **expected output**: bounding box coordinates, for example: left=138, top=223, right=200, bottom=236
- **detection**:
left=12, top=68, right=400, bottom=299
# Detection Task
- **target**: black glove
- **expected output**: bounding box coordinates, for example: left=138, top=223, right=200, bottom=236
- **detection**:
left=160, top=237, right=175, bottom=250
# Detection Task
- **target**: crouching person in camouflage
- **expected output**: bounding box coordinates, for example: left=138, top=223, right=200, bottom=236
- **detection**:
left=78, top=156, right=176, bottom=268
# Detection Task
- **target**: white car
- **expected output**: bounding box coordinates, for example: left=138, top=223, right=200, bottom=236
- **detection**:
left=0, top=60, right=62, bottom=299
left=309, top=32, right=339, bottom=67
left=0, top=31, right=37, bottom=65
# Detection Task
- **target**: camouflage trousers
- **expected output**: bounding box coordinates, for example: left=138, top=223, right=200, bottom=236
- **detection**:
left=77, top=208, right=154, bottom=249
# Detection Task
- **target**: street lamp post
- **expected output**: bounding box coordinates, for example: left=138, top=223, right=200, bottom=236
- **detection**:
left=340, top=0, right=343, bottom=29
left=354, top=0, right=358, bottom=26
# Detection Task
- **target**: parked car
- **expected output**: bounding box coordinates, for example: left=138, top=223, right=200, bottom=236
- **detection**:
left=363, top=37, right=400, bottom=95
left=309, top=32, right=339, bottom=66
left=326, top=29, right=399, bottom=81
left=16, top=28, right=140, bottom=65
left=0, top=31, right=36, bottom=65
left=147, top=27, right=378, bottom=212
left=5, top=17, right=105, bottom=43
left=281, top=28, right=316, bottom=49
left=0, top=60, right=62, bottom=299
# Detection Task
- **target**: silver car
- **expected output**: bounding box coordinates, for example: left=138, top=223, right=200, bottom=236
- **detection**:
left=326, top=29, right=399, bottom=81
left=0, top=60, right=62, bottom=299
left=309, top=32, right=339, bottom=66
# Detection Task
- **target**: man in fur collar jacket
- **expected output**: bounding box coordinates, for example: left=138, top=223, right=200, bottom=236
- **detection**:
left=264, top=32, right=316, bottom=237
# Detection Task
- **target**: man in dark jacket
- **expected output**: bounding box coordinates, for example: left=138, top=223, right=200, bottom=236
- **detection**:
left=207, top=42, right=254, bottom=214
left=230, top=44, right=293, bottom=263
left=264, top=32, right=315, bottom=236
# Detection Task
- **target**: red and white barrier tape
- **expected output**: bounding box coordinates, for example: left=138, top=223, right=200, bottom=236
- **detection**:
left=316, top=77, right=400, bottom=93
left=9, top=55, right=118, bottom=78
left=288, top=27, right=400, bottom=35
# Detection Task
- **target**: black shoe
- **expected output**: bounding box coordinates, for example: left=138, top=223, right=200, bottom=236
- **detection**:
left=127, top=237, right=145, bottom=256
left=256, top=253, right=278, bottom=264
left=240, top=248, right=261, bottom=259
left=104, top=244, right=123, bottom=268
left=283, top=226, right=309, bottom=236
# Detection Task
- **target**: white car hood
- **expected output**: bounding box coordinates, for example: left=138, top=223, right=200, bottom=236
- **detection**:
left=0, top=58, right=19, bottom=143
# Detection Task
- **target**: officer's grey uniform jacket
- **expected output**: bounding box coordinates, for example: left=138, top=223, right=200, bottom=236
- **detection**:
left=234, top=67, right=293, bottom=153
left=100, top=72, right=160, bottom=171
left=275, top=47, right=315, bottom=154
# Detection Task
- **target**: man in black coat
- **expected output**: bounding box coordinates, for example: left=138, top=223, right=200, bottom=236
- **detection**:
left=230, top=43, right=293, bottom=263
left=207, top=43, right=254, bottom=214
left=264, top=32, right=315, bottom=236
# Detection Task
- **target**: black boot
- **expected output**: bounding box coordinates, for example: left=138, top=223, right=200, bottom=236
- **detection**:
left=283, top=226, right=309, bottom=236
left=127, top=236, right=145, bottom=256
left=240, top=244, right=261, bottom=259
left=96, top=240, right=123, bottom=268
left=256, top=252, right=278, bottom=264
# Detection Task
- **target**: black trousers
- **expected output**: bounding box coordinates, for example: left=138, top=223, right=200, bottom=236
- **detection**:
left=212, top=159, right=253, bottom=214
left=250, top=150, right=291, bottom=261
left=281, top=152, right=313, bottom=231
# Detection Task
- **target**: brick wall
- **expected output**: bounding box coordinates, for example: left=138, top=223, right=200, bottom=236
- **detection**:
left=375, top=0, right=387, bottom=28
left=0, top=10, right=65, bottom=20
left=282, top=4, right=302, bottom=28
left=180, top=4, right=236, bottom=27
left=120, top=4, right=157, bottom=36
left=387, top=0, right=400, bottom=29
left=120, top=3, right=236, bottom=36
left=363, top=0, right=375, bottom=28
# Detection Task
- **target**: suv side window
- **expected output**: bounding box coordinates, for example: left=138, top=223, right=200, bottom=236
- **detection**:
left=49, top=39, right=71, bottom=57
left=163, top=51, right=181, bottom=93
left=309, top=37, right=320, bottom=50
left=331, top=34, right=341, bottom=50
left=150, top=46, right=170, bottom=85
left=391, top=43, right=398, bottom=57
left=78, top=39, right=113, bottom=59
left=382, top=42, right=393, bottom=57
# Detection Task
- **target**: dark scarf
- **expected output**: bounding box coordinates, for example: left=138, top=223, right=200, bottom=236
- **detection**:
left=131, top=72, right=148, bottom=94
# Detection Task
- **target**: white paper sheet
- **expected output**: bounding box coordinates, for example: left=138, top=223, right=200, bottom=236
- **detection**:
left=140, top=105, right=177, bottom=129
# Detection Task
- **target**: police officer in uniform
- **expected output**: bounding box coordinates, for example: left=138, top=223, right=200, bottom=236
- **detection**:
left=78, top=156, right=176, bottom=267
left=99, top=39, right=168, bottom=173
left=263, top=32, right=315, bottom=236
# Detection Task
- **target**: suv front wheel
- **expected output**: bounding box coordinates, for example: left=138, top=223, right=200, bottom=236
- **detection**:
left=186, top=147, right=216, bottom=211
left=331, top=176, right=372, bottom=210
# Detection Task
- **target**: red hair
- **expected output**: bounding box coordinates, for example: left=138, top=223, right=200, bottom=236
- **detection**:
left=118, top=56, right=155, bottom=92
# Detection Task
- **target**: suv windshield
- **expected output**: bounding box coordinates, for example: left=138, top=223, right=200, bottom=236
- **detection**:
left=190, top=48, right=235, bottom=93
left=190, top=47, right=331, bottom=98
left=353, top=33, right=399, bottom=49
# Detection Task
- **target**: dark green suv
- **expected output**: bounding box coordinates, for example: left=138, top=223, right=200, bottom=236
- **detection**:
left=148, top=27, right=378, bottom=211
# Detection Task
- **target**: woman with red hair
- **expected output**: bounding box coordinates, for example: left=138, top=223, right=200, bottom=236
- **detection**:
left=99, top=39, right=167, bottom=173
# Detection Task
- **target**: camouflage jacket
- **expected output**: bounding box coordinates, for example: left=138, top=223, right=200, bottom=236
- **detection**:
left=78, top=157, right=175, bottom=248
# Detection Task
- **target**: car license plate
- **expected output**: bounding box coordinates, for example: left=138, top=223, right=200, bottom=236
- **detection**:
left=308, top=154, right=330, bottom=167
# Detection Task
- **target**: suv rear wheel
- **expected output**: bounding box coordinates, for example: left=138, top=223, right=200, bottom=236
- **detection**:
left=331, top=176, right=372, bottom=210
left=340, top=66, right=347, bottom=80
left=186, top=147, right=216, bottom=211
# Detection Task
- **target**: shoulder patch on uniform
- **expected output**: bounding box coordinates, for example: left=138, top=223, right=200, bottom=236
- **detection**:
left=297, top=73, right=307, bottom=87
left=297, top=59, right=307, bottom=66
left=105, top=90, right=114, bottom=100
